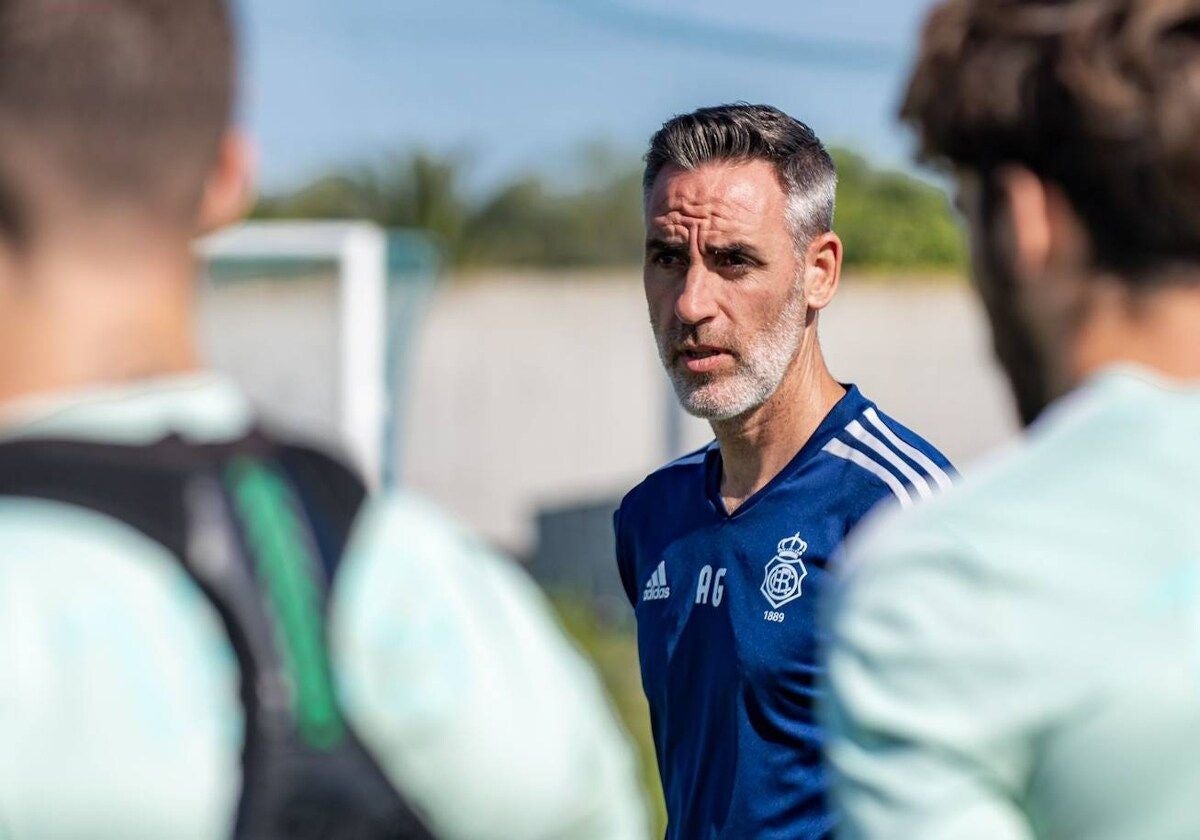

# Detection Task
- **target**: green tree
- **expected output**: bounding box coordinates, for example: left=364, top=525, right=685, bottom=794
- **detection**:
left=255, top=145, right=966, bottom=273
left=832, top=149, right=966, bottom=270
left=255, top=151, right=470, bottom=259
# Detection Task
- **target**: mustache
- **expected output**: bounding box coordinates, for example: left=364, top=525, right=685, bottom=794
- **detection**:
left=658, top=324, right=740, bottom=360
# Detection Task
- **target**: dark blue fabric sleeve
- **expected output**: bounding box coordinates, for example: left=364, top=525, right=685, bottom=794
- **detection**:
left=612, top=503, right=637, bottom=606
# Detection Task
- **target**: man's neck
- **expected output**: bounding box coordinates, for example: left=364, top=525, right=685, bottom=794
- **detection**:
left=1071, top=282, right=1200, bottom=387
left=712, top=343, right=845, bottom=514
left=0, top=241, right=201, bottom=408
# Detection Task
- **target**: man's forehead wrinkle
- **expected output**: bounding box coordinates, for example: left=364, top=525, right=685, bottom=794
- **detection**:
left=649, top=219, right=694, bottom=244
left=656, top=182, right=770, bottom=227
left=651, top=211, right=752, bottom=243
left=653, top=198, right=758, bottom=229
left=646, top=162, right=784, bottom=251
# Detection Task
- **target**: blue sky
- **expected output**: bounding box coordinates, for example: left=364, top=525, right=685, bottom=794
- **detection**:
left=240, top=0, right=939, bottom=192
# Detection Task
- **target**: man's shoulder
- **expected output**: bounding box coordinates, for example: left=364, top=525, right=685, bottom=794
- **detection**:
left=838, top=381, right=1146, bottom=584
left=827, top=380, right=1185, bottom=693
left=0, top=495, right=178, bottom=565
left=342, top=490, right=510, bottom=594
left=0, top=495, right=238, bottom=691
left=0, top=495, right=233, bottom=643
left=816, top=396, right=957, bottom=514
left=856, top=403, right=955, bottom=470
left=617, top=440, right=714, bottom=515
left=342, top=490, right=554, bottom=620
left=334, top=492, right=651, bottom=838
left=873, top=372, right=1189, bottom=546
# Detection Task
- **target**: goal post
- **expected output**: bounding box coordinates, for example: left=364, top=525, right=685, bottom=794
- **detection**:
left=197, top=220, right=437, bottom=490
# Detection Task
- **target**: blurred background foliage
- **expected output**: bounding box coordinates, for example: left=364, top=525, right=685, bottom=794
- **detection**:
left=254, top=146, right=965, bottom=273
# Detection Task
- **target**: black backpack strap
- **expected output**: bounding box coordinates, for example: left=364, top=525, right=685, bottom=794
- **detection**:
left=277, top=443, right=368, bottom=583
left=0, top=435, right=195, bottom=556
left=0, top=433, right=435, bottom=840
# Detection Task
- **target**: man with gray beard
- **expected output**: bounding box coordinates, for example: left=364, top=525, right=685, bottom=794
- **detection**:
left=613, top=104, right=955, bottom=839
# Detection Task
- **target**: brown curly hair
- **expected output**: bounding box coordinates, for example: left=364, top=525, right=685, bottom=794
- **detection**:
left=903, top=0, right=1200, bottom=276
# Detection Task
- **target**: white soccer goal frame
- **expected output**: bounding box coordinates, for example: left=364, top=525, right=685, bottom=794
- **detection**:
left=198, top=220, right=389, bottom=488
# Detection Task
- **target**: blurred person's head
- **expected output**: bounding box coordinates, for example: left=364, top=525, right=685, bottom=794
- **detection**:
left=905, top=0, right=1200, bottom=425
left=642, top=104, right=842, bottom=423
left=0, top=0, right=250, bottom=398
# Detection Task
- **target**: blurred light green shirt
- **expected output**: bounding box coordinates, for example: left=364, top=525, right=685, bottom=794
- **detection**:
left=824, top=366, right=1200, bottom=840
left=0, top=374, right=647, bottom=840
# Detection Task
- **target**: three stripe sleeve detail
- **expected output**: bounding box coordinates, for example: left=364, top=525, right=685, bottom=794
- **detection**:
left=822, top=409, right=952, bottom=506
left=822, top=439, right=915, bottom=508
left=845, top=420, right=933, bottom=499
left=863, top=407, right=954, bottom=490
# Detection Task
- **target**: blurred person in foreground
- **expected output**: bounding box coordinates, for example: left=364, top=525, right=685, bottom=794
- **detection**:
left=613, top=104, right=955, bottom=839
left=823, top=1, right=1200, bottom=838
left=0, top=1, right=646, bottom=838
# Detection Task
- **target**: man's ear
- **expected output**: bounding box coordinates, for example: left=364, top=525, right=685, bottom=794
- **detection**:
left=996, top=166, right=1051, bottom=281
left=197, top=130, right=255, bottom=237
left=995, top=165, right=1089, bottom=282
left=803, top=231, right=843, bottom=311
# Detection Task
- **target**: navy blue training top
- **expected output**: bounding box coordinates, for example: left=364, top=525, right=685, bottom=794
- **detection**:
left=614, top=385, right=955, bottom=839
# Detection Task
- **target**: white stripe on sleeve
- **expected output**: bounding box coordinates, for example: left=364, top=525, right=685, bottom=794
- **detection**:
left=822, top=438, right=914, bottom=508
left=862, top=407, right=954, bottom=490
left=845, top=420, right=933, bottom=499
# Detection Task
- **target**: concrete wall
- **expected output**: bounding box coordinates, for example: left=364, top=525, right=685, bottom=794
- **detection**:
left=401, top=272, right=1019, bottom=555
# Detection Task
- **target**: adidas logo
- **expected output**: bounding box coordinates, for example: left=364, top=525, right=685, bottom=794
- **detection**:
left=643, top=561, right=670, bottom=602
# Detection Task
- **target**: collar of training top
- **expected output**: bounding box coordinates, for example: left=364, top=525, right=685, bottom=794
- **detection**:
left=0, top=372, right=254, bottom=446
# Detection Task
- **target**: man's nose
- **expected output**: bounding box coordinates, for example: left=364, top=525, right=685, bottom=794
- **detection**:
left=674, top=262, right=719, bottom=325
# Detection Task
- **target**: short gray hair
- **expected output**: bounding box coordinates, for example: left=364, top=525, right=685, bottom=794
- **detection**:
left=643, top=103, right=837, bottom=249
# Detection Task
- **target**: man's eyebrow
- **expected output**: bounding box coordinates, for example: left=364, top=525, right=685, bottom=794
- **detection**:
left=707, top=242, right=763, bottom=259
left=645, top=237, right=686, bottom=252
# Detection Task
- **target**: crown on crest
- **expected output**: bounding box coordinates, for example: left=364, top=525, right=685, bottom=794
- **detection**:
left=776, top=533, right=808, bottom=560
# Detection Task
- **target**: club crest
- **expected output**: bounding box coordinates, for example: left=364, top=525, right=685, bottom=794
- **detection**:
left=760, top=533, right=809, bottom=609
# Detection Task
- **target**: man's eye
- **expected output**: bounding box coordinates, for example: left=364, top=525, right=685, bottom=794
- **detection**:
left=718, top=253, right=752, bottom=269
left=652, top=253, right=684, bottom=268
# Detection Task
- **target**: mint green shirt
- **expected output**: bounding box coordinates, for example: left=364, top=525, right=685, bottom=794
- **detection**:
left=823, top=367, right=1200, bottom=840
left=0, top=375, right=647, bottom=840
